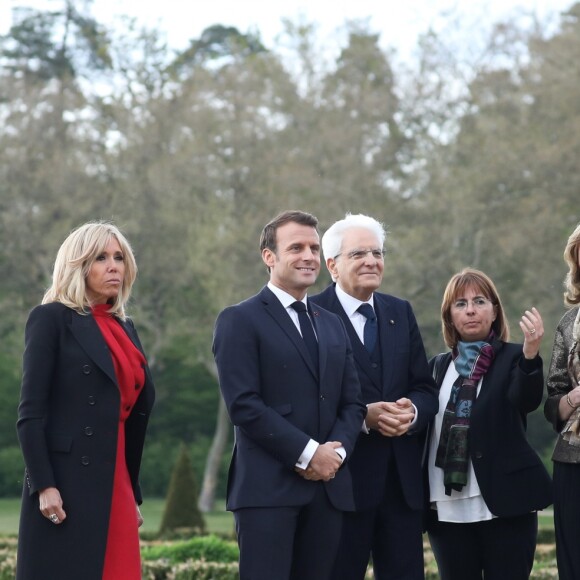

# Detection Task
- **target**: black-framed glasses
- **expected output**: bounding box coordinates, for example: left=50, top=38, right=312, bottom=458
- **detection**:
left=335, top=249, right=385, bottom=261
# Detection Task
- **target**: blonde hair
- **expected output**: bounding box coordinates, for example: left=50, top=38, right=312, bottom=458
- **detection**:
left=563, top=222, right=580, bottom=306
left=42, top=222, right=137, bottom=319
left=440, top=268, right=510, bottom=348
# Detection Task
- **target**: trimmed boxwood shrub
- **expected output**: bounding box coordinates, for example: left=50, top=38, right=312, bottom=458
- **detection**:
left=142, top=535, right=238, bottom=564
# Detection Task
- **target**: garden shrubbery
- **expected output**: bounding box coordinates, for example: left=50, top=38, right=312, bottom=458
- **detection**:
left=142, top=535, right=238, bottom=564
left=0, top=537, right=17, bottom=580
left=0, top=533, right=561, bottom=579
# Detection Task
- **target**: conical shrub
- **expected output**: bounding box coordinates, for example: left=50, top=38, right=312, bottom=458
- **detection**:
left=159, top=442, right=206, bottom=536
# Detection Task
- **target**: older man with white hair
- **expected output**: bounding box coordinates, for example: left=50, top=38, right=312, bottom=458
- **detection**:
left=312, top=213, right=438, bottom=580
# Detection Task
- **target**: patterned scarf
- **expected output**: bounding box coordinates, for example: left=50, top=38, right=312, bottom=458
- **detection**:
left=435, top=333, right=498, bottom=495
left=562, top=308, right=580, bottom=444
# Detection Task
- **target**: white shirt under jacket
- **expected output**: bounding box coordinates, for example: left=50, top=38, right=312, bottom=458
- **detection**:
left=428, top=363, right=495, bottom=523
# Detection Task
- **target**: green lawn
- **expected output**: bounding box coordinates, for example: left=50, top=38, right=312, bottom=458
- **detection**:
left=538, top=510, right=554, bottom=529
left=0, top=497, right=234, bottom=537
left=1, top=496, right=551, bottom=538
left=0, top=498, right=20, bottom=535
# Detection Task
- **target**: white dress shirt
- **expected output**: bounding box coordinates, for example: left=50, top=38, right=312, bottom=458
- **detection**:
left=428, top=363, right=494, bottom=523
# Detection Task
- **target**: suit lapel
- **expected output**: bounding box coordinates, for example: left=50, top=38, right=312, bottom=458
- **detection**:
left=375, top=296, right=396, bottom=397
left=260, top=287, right=319, bottom=379
left=69, top=311, right=118, bottom=386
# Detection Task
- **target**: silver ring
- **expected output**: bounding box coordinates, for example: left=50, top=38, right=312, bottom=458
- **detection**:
left=530, top=328, right=536, bottom=334
left=49, top=514, right=59, bottom=523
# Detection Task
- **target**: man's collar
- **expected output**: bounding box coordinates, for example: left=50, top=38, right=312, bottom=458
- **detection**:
left=267, top=282, right=307, bottom=309
left=335, top=283, right=374, bottom=317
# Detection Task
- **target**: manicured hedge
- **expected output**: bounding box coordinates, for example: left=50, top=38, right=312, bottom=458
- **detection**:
left=0, top=534, right=561, bottom=579
left=142, top=535, right=238, bottom=564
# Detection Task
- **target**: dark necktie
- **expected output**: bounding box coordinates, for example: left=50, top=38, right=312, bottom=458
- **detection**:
left=358, top=303, right=377, bottom=354
left=291, top=301, right=319, bottom=369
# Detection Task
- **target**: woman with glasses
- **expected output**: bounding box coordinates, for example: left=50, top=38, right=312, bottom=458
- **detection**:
left=425, top=268, right=552, bottom=580
left=544, top=222, right=580, bottom=580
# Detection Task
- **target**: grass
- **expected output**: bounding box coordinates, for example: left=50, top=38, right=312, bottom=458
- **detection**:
left=0, top=497, right=553, bottom=537
left=538, top=510, right=554, bottom=529
left=140, top=497, right=234, bottom=536
left=0, top=498, right=20, bottom=535
left=0, top=497, right=235, bottom=537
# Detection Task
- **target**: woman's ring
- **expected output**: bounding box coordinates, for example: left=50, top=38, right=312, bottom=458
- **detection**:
left=530, top=328, right=536, bottom=334
left=49, top=514, right=59, bottom=523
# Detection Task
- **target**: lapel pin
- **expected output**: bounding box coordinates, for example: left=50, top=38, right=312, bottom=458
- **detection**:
left=389, top=320, right=395, bottom=325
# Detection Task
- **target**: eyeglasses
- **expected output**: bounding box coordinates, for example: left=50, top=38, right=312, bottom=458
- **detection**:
left=335, top=249, right=386, bottom=261
left=452, top=297, right=493, bottom=310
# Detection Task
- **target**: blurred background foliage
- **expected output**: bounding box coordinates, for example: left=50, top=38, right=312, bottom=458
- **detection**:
left=1, top=0, right=579, bottom=505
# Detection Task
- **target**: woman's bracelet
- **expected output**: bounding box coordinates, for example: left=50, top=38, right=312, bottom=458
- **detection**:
left=566, top=392, right=579, bottom=409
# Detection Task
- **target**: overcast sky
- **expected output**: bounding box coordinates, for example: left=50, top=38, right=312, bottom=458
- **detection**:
left=2, top=0, right=575, bottom=62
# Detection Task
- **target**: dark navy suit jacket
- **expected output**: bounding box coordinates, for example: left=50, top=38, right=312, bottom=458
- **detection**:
left=213, top=286, right=365, bottom=512
left=311, top=284, right=438, bottom=511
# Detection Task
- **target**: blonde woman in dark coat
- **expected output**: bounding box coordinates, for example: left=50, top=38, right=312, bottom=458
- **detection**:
left=544, top=222, right=580, bottom=580
left=16, top=222, right=155, bottom=580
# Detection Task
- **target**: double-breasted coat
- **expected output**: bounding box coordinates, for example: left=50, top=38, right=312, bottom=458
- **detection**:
left=16, top=302, right=155, bottom=580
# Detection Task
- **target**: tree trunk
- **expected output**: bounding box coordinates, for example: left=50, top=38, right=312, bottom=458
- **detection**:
left=198, top=361, right=231, bottom=512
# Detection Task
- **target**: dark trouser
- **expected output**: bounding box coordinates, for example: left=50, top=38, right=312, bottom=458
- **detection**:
left=553, top=460, right=580, bottom=580
left=332, top=461, right=424, bottom=580
left=427, top=511, right=537, bottom=580
left=234, top=482, right=342, bottom=580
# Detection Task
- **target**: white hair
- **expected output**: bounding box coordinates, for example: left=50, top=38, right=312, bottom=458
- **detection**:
left=321, top=213, right=386, bottom=262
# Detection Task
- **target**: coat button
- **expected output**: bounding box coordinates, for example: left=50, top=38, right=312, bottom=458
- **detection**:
left=81, top=456, right=90, bottom=466
left=88, top=395, right=96, bottom=405
left=474, top=451, right=483, bottom=459
left=84, top=427, right=94, bottom=436
left=82, top=365, right=91, bottom=375
left=319, top=394, right=325, bottom=400
left=371, top=363, right=378, bottom=369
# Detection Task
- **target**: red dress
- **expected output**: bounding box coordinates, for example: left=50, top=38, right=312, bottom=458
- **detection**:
left=92, top=305, right=146, bottom=580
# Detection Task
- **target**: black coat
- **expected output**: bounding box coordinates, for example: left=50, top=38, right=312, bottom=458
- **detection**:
left=427, top=343, right=552, bottom=518
left=16, top=302, right=155, bottom=580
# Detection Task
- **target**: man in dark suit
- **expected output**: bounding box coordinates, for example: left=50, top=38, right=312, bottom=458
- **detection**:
left=311, top=213, right=438, bottom=580
left=212, top=210, right=365, bottom=580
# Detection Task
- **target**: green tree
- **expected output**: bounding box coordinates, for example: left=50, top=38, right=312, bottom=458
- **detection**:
left=159, top=443, right=206, bottom=536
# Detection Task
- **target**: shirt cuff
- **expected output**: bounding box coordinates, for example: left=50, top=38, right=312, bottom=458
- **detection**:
left=295, top=439, right=319, bottom=469
left=361, top=417, right=370, bottom=434
left=406, top=403, right=419, bottom=434
left=410, top=403, right=418, bottom=426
